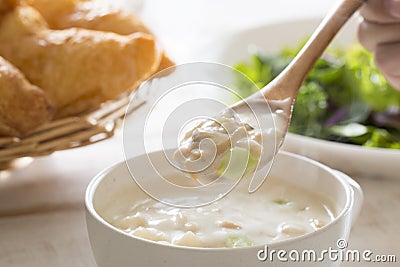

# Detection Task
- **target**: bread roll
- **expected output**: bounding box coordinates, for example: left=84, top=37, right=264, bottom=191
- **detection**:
left=0, top=56, right=54, bottom=136
left=27, top=0, right=174, bottom=72
left=0, top=5, right=161, bottom=117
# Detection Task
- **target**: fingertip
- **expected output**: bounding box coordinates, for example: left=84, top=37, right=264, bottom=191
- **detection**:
left=374, top=45, right=388, bottom=73
left=359, top=0, right=400, bottom=23
left=386, top=0, right=400, bottom=19
left=374, top=42, right=400, bottom=76
left=374, top=42, right=400, bottom=90
left=357, top=19, right=375, bottom=52
left=384, top=73, right=400, bottom=90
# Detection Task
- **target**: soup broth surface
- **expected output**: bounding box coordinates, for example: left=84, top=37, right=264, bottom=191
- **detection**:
left=99, top=178, right=335, bottom=248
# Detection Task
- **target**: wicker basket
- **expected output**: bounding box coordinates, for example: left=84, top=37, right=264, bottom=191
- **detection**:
left=0, top=95, right=133, bottom=170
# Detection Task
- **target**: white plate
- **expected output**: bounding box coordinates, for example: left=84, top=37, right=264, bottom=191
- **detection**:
left=203, top=17, right=400, bottom=178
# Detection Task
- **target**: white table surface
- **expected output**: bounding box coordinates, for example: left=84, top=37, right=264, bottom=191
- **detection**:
left=0, top=0, right=399, bottom=266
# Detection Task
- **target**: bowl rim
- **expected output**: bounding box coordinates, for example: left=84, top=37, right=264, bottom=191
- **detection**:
left=287, top=133, right=400, bottom=155
left=85, top=150, right=353, bottom=252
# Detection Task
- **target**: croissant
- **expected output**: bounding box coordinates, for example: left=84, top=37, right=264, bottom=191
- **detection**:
left=0, top=56, right=54, bottom=136
left=26, top=0, right=174, bottom=72
left=0, top=5, right=161, bottom=117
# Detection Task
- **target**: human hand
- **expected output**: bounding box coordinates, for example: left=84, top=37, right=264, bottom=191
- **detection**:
left=358, top=0, right=400, bottom=90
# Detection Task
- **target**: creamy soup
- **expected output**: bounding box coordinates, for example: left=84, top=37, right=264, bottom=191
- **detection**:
left=174, top=108, right=262, bottom=180
left=100, top=179, right=335, bottom=248
left=173, top=98, right=290, bottom=183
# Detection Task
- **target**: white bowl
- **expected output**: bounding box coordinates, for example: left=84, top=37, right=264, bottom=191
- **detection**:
left=200, top=17, right=400, bottom=178
left=282, top=133, right=400, bottom=178
left=85, top=150, right=363, bottom=267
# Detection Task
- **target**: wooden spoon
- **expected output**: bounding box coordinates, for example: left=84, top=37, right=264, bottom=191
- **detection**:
left=234, top=0, right=364, bottom=128
left=230, top=0, right=364, bottom=191
left=174, top=0, right=364, bottom=191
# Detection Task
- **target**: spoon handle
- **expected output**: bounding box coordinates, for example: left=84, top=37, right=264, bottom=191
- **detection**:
left=261, top=0, right=364, bottom=100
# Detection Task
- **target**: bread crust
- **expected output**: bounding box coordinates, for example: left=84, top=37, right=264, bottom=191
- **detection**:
left=0, top=5, right=161, bottom=117
left=0, top=56, right=54, bottom=136
left=27, top=0, right=174, bottom=72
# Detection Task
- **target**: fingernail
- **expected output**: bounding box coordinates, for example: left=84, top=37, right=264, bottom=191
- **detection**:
left=387, top=0, right=400, bottom=18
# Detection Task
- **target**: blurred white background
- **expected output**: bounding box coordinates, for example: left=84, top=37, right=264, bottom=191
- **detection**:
left=116, top=0, right=334, bottom=61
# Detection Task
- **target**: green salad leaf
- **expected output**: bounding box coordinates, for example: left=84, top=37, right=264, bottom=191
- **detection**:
left=290, top=81, right=328, bottom=138
left=234, top=43, right=400, bottom=149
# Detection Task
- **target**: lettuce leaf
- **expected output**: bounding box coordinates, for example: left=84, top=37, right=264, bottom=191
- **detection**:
left=234, top=43, right=400, bottom=149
